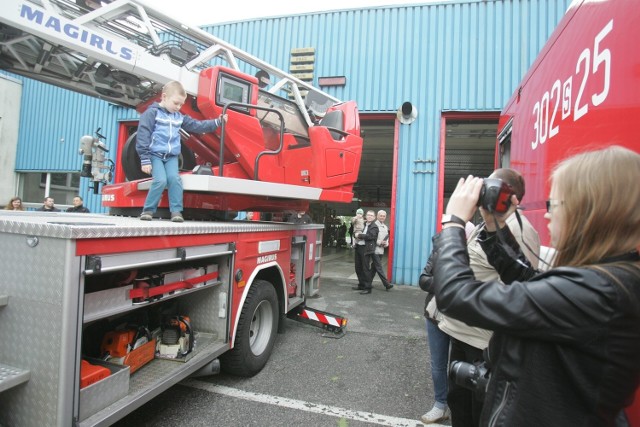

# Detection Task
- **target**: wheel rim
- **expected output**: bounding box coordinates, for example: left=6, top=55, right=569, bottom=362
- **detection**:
left=249, top=300, right=273, bottom=356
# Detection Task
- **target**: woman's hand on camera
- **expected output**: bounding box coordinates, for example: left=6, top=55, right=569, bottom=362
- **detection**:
left=481, top=194, right=519, bottom=232
left=445, top=175, right=482, bottom=222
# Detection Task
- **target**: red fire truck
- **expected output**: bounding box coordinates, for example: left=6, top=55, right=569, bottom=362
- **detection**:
left=496, top=0, right=640, bottom=423
left=0, top=1, right=356, bottom=425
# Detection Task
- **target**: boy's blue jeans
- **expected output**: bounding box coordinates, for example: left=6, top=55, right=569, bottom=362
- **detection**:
left=427, top=319, right=450, bottom=406
left=142, top=155, right=183, bottom=214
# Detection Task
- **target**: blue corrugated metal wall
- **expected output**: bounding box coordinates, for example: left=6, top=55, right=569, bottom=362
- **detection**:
left=201, top=0, right=571, bottom=284
left=14, top=78, right=138, bottom=213
left=12, top=0, right=571, bottom=282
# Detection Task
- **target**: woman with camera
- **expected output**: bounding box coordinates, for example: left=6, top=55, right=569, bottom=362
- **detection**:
left=428, top=146, right=640, bottom=426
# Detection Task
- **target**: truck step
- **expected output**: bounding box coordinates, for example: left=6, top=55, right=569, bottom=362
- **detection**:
left=0, top=363, right=30, bottom=393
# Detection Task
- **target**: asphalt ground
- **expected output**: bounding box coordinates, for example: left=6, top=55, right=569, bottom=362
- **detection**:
left=113, top=248, right=450, bottom=427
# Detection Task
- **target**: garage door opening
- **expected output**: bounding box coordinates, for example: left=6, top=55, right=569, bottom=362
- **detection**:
left=440, top=113, right=499, bottom=224
left=312, top=117, right=396, bottom=251
left=311, top=117, right=395, bottom=219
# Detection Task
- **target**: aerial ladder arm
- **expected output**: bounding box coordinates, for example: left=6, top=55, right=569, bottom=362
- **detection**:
left=0, top=0, right=338, bottom=114
left=0, top=0, right=363, bottom=216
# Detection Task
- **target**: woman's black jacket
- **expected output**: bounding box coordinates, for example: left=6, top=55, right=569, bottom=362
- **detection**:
left=429, top=226, right=640, bottom=427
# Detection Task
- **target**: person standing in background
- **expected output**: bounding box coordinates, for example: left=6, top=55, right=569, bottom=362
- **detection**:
left=37, top=197, right=60, bottom=212
left=370, top=210, right=393, bottom=290
left=4, top=197, right=25, bottom=211
left=66, top=196, right=90, bottom=213
left=353, top=210, right=378, bottom=294
left=291, top=211, right=312, bottom=224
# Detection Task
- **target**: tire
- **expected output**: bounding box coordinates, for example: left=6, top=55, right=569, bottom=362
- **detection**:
left=121, top=132, right=197, bottom=181
left=221, top=280, right=279, bottom=377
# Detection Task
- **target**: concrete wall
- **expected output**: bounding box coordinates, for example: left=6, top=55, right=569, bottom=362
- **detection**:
left=0, top=74, right=22, bottom=204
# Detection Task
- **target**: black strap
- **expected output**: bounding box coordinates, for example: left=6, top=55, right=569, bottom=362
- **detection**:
left=491, top=212, right=530, bottom=270
left=491, top=209, right=551, bottom=270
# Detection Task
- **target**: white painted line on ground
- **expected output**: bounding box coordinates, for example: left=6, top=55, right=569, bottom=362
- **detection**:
left=181, top=378, right=447, bottom=427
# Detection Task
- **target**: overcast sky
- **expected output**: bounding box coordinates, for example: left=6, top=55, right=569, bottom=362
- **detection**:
left=146, top=0, right=441, bottom=26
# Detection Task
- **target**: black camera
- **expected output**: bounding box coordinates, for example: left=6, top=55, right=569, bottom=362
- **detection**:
left=478, top=178, right=513, bottom=214
left=449, top=360, right=490, bottom=399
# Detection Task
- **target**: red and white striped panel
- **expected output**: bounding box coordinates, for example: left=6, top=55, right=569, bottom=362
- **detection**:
left=299, top=309, right=342, bottom=328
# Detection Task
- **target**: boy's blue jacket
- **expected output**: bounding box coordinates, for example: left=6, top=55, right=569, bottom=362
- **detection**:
left=136, top=102, right=221, bottom=166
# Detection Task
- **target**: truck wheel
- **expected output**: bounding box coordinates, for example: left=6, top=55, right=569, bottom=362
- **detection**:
left=121, top=132, right=197, bottom=181
left=221, top=280, right=279, bottom=377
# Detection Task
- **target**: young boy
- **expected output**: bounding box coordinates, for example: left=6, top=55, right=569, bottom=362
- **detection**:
left=136, top=81, right=227, bottom=222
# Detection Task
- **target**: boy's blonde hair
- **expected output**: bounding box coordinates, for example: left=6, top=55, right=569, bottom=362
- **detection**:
left=551, top=145, right=640, bottom=267
left=162, top=81, right=186, bottom=97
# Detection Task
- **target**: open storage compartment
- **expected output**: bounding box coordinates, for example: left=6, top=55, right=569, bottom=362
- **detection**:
left=78, top=243, right=234, bottom=426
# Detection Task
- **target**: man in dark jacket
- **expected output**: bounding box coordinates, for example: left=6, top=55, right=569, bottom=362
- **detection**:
left=352, top=210, right=378, bottom=294
left=36, top=196, right=60, bottom=212
left=66, top=196, right=90, bottom=213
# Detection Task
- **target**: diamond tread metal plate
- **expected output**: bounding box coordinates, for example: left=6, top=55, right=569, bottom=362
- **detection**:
left=0, top=211, right=322, bottom=239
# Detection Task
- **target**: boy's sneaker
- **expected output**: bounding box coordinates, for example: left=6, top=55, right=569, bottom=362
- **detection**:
left=171, top=213, right=184, bottom=223
left=420, top=406, right=449, bottom=424
left=140, top=211, right=153, bottom=221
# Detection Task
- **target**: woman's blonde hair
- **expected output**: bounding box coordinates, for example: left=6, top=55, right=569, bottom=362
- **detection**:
left=5, top=196, right=24, bottom=210
left=551, top=146, right=640, bottom=267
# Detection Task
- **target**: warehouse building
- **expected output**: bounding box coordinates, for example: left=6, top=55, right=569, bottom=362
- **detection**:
left=0, top=0, right=571, bottom=284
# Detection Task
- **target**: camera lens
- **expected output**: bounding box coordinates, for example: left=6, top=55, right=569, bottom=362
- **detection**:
left=449, top=360, right=490, bottom=399
left=450, top=360, right=478, bottom=388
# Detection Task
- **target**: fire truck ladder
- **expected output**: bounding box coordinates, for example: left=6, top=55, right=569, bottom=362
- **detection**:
left=287, top=304, right=347, bottom=338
